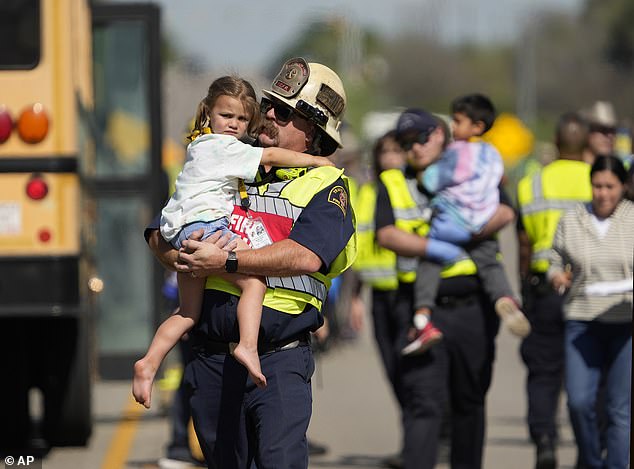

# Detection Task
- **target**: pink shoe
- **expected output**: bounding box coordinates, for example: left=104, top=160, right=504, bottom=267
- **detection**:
left=401, top=322, right=443, bottom=356
left=495, top=296, right=531, bottom=338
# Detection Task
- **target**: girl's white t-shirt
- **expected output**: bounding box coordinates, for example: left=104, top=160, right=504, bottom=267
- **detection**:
left=160, top=133, right=263, bottom=241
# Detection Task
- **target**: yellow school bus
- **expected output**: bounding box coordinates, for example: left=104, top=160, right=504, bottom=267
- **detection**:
left=0, top=0, right=163, bottom=448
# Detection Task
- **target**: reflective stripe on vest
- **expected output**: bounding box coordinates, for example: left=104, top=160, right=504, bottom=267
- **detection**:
left=379, top=169, right=477, bottom=283
left=352, top=182, right=398, bottom=291
left=518, top=159, right=591, bottom=273
left=206, top=166, right=357, bottom=315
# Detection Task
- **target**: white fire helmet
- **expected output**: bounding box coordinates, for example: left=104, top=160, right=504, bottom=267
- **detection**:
left=262, top=58, right=347, bottom=156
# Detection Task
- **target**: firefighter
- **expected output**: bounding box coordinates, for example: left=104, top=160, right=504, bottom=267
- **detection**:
left=352, top=130, right=403, bottom=397
left=517, top=112, right=592, bottom=469
left=376, top=108, right=514, bottom=469
left=146, top=58, right=356, bottom=469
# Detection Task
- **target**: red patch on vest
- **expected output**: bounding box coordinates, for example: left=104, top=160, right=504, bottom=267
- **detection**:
left=230, top=206, right=293, bottom=247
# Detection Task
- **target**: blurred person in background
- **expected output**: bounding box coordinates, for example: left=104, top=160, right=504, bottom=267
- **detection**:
left=580, top=101, right=617, bottom=164
left=376, top=108, right=514, bottom=469
left=549, top=155, right=632, bottom=469
left=613, top=118, right=633, bottom=168
left=516, top=112, right=592, bottom=469
left=403, top=94, right=529, bottom=357
left=352, top=130, right=404, bottom=384
left=350, top=130, right=405, bottom=467
left=322, top=127, right=364, bottom=345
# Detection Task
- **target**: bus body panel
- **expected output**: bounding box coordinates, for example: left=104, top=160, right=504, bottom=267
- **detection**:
left=0, top=172, right=79, bottom=255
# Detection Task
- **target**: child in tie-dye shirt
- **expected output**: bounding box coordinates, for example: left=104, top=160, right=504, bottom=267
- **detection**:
left=401, top=95, right=530, bottom=356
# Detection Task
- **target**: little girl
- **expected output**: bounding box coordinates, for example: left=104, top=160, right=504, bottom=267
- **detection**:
left=132, top=76, right=333, bottom=407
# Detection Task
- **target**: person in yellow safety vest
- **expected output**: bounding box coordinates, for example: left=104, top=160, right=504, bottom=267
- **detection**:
left=352, top=131, right=404, bottom=391
left=145, top=58, right=356, bottom=469
left=375, top=108, right=515, bottom=469
left=517, top=111, right=592, bottom=469
left=348, top=130, right=407, bottom=468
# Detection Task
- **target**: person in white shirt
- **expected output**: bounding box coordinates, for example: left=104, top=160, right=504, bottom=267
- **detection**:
left=133, top=75, right=333, bottom=406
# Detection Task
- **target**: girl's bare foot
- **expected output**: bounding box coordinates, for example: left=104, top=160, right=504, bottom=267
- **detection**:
left=132, top=358, right=156, bottom=408
left=232, top=344, right=267, bottom=388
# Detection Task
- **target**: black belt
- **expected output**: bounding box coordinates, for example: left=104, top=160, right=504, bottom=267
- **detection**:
left=194, top=333, right=311, bottom=356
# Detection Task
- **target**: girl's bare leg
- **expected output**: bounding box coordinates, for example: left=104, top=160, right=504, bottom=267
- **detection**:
left=132, top=309, right=196, bottom=408
left=132, top=273, right=203, bottom=407
left=176, top=272, right=206, bottom=321
left=232, top=275, right=267, bottom=388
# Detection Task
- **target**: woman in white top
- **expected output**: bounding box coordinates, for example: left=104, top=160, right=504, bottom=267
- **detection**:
left=549, top=155, right=633, bottom=469
left=132, top=76, right=333, bottom=406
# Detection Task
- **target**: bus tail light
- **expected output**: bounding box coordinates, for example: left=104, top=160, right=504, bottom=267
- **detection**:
left=38, top=228, right=52, bottom=243
left=17, top=103, right=49, bottom=144
left=0, top=106, right=13, bottom=143
left=26, top=175, right=49, bottom=200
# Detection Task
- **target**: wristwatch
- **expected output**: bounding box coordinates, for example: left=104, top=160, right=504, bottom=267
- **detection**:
left=225, top=251, right=238, bottom=273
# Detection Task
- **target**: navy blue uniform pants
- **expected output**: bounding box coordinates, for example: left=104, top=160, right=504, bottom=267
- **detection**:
left=184, top=344, right=315, bottom=469
left=520, top=278, right=565, bottom=443
left=395, top=284, right=498, bottom=469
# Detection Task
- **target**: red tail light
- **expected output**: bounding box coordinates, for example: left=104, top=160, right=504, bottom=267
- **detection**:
left=17, top=103, right=49, bottom=144
left=38, top=228, right=52, bottom=243
left=26, top=176, right=48, bottom=200
left=0, top=106, right=12, bottom=143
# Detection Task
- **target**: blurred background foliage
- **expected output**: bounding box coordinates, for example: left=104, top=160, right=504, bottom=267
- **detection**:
left=258, top=0, right=633, bottom=142
left=158, top=0, right=633, bottom=185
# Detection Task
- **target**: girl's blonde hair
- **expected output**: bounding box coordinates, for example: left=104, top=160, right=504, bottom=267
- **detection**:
left=189, top=75, right=260, bottom=141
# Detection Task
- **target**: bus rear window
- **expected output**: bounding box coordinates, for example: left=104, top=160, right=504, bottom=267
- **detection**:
left=0, top=0, right=40, bottom=69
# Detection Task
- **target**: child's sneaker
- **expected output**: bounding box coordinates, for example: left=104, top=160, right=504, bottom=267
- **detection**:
left=401, top=322, right=443, bottom=356
left=495, top=296, right=531, bottom=338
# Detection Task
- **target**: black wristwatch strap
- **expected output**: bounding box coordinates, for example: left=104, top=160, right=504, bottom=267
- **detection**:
left=225, top=251, right=238, bottom=273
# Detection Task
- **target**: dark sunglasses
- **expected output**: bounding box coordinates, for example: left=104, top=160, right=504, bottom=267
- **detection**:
left=590, top=124, right=616, bottom=135
left=260, top=97, right=295, bottom=123
left=260, top=97, right=329, bottom=128
left=399, top=131, right=430, bottom=151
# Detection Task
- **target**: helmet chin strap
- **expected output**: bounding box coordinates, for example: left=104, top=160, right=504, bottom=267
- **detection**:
left=307, top=131, right=323, bottom=156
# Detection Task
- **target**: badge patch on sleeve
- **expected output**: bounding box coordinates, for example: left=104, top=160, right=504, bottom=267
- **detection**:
left=328, top=186, right=348, bottom=216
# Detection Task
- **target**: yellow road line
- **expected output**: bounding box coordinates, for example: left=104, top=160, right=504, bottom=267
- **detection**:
left=101, top=396, right=145, bottom=469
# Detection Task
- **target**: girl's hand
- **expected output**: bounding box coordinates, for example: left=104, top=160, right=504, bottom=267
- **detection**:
left=233, top=236, right=250, bottom=251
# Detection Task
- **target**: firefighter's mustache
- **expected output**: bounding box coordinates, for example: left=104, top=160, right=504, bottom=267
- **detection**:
left=259, top=120, right=278, bottom=139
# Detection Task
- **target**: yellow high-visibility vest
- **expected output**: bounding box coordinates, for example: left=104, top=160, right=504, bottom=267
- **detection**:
left=517, top=159, right=591, bottom=273
left=379, top=169, right=477, bottom=283
left=206, top=166, right=357, bottom=315
left=352, top=181, right=398, bottom=291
